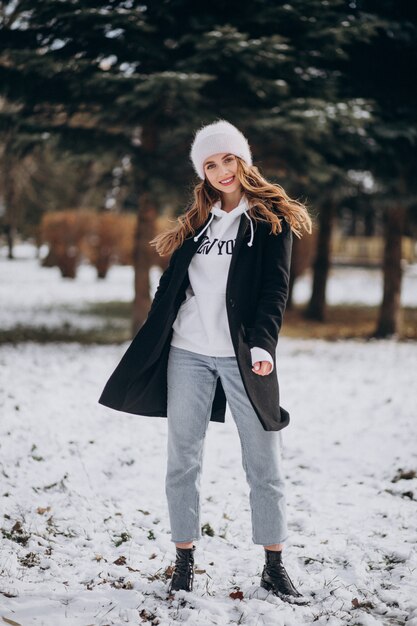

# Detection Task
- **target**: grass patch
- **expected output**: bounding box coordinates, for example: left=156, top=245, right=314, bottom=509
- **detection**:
left=80, top=300, right=133, bottom=319
left=0, top=323, right=131, bottom=345
left=282, top=304, right=417, bottom=341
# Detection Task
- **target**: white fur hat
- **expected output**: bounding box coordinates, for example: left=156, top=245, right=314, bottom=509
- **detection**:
left=190, top=119, right=253, bottom=179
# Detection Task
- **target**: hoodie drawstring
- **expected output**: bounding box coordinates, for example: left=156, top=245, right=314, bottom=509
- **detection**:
left=244, top=212, right=254, bottom=247
left=193, top=212, right=215, bottom=242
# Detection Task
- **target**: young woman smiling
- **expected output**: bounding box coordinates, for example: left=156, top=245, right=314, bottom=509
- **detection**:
left=99, top=119, right=312, bottom=604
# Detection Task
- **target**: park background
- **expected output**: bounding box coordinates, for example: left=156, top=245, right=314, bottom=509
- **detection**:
left=0, top=1, right=416, bottom=625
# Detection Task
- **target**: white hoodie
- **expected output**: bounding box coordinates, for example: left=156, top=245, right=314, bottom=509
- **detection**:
left=170, top=194, right=274, bottom=371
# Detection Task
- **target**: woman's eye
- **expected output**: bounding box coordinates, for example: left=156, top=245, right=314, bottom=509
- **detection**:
left=207, top=157, right=232, bottom=169
left=207, top=157, right=233, bottom=170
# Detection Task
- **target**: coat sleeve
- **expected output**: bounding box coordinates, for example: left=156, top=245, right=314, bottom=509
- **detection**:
left=247, top=220, right=293, bottom=357
left=146, top=247, right=180, bottom=318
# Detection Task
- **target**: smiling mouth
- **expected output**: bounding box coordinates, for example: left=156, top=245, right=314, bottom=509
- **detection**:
left=219, top=176, right=235, bottom=185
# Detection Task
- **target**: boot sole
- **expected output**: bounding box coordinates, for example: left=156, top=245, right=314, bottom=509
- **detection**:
left=260, top=579, right=310, bottom=605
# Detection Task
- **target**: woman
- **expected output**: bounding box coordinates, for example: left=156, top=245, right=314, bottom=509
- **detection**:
left=98, top=119, right=312, bottom=604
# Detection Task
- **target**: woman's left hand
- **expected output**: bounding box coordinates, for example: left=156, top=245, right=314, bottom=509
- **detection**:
left=252, top=361, right=273, bottom=376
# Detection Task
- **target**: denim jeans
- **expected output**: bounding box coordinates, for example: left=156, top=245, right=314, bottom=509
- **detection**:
left=165, top=345, right=289, bottom=545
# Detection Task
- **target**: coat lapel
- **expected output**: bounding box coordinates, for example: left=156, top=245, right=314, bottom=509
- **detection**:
left=226, top=213, right=249, bottom=288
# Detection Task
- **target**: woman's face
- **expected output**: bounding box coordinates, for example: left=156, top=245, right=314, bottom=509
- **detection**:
left=203, top=152, right=241, bottom=194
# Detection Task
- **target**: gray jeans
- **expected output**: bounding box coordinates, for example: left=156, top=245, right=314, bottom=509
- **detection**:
left=165, top=345, right=289, bottom=545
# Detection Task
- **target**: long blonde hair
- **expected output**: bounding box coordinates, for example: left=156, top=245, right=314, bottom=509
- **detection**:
left=149, top=156, right=313, bottom=256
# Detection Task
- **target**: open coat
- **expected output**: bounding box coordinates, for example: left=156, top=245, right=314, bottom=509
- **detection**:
left=98, top=210, right=293, bottom=431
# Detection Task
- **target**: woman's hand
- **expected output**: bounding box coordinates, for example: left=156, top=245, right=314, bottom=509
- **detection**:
left=252, top=360, right=273, bottom=376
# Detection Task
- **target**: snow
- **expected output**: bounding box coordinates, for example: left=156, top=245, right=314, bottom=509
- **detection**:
left=1, top=243, right=416, bottom=624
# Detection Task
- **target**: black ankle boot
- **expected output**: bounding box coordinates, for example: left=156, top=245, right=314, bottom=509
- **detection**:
left=168, top=545, right=195, bottom=593
left=260, top=549, right=309, bottom=605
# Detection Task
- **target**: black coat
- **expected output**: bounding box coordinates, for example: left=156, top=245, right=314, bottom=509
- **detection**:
left=98, top=211, right=293, bottom=431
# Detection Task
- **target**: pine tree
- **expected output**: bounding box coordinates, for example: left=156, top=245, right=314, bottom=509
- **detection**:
left=0, top=0, right=384, bottom=331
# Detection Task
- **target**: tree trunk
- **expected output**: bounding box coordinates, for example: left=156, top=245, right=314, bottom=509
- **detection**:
left=373, top=205, right=407, bottom=338
left=304, top=200, right=335, bottom=321
left=132, top=192, right=158, bottom=336
left=4, top=224, right=14, bottom=259
left=131, top=120, right=161, bottom=336
left=2, top=138, right=17, bottom=260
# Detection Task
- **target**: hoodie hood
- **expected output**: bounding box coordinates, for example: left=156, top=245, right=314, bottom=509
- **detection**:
left=193, top=194, right=254, bottom=247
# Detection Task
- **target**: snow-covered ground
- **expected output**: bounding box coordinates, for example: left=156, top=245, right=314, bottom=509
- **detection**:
left=1, top=243, right=417, bottom=625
